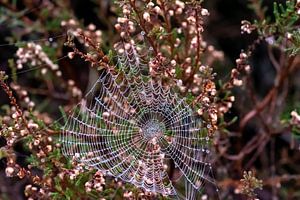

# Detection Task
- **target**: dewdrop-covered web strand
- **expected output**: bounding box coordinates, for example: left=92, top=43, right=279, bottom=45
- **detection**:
left=61, top=41, right=215, bottom=199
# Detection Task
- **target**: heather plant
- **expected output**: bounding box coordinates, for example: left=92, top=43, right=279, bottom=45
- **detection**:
left=0, top=0, right=300, bottom=200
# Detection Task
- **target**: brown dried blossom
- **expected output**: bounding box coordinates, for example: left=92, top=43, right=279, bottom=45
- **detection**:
left=238, top=171, right=263, bottom=200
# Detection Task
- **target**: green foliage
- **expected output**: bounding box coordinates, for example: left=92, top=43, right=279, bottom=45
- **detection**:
left=286, top=30, right=300, bottom=56
left=254, top=0, right=300, bottom=56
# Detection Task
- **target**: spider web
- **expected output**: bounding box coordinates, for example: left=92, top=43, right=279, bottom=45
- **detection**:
left=61, top=40, right=215, bottom=199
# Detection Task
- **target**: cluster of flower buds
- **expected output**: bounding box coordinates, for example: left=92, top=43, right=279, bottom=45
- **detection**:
left=241, top=20, right=256, bottom=34
left=290, top=110, right=300, bottom=127
left=16, top=42, right=62, bottom=77
left=218, top=96, right=235, bottom=115
left=10, top=83, right=35, bottom=109
left=149, top=53, right=169, bottom=76
left=5, top=164, right=33, bottom=180
left=1, top=121, right=19, bottom=146
left=0, top=72, right=64, bottom=199
left=28, top=134, right=55, bottom=164
left=228, top=52, right=251, bottom=88
left=84, top=171, right=105, bottom=192
left=236, top=52, right=251, bottom=73
left=5, top=159, right=42, bottom=189
left=115, top=15, right=136, bottom=38
left=0, top=105, right=33, bottom=146
left=203, top=78, right=217, bottom=96
left=25, top=184, right=48, bottom=200
left=123, top=191, right=134, bottom=199
left=149, top=0, right=185, bottom=17
left=61, top=19, right=102, bottom=46
left=3, top=145, right=28, bottom=179
left=5, top=165, right=16, bottom=177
